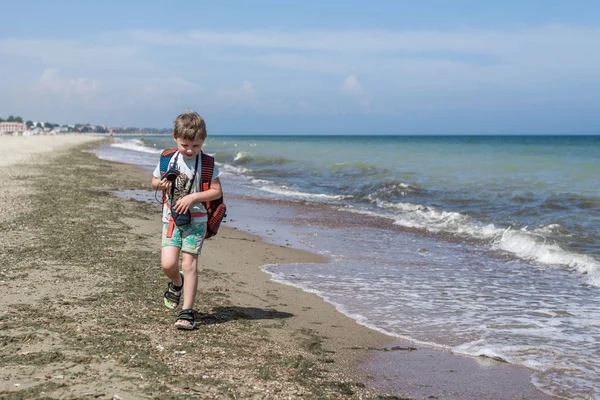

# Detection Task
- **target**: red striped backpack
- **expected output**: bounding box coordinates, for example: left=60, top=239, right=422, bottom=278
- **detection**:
left=160, top=149, right=226, bottom=238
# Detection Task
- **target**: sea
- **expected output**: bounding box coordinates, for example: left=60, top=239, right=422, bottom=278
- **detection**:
left=93, top=134, right=600, bottom=399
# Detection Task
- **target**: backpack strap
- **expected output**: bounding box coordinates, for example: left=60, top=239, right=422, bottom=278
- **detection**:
left=199, top=152, right=226, bottom=239
left=200, top=152, right=214, bottom=192
left=159, top=149, right=176, bottom=237
left=159, top=149, right=178, bottom=206
left=200, top=152, right=216, bottom=215
left=160, top=148, right=178, bottom=177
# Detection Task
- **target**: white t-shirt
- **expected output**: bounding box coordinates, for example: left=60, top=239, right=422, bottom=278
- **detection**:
left=153, top=152, right=221, bottom=223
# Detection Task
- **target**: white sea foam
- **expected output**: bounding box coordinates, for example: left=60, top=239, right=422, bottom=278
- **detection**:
left=218, top=162, right=249, bottom=175
left=534, top=223, right=568, bottom=235
left=494, top=228, right=600, bottom=285
left=353, top=200, right=503, bottom=240
left=257, top=183, right=348, bottom=201
left=110, top=138, right=162, bottom=154
left=452, top=341, right=557, bottom=370
left=233, top=151, right=251, bottom=161
left=261, top=263, right=452, bottom=351
left=348, top=199, right=600, bottom=285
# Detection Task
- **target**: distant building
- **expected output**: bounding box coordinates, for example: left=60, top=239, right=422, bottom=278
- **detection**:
left=0, top=122, right=26, bottom=135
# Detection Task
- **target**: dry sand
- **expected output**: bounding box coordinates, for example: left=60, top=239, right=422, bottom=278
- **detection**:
left=0, top=134, right=101, bottom=167
left=0, top=135, right=553, bottom=399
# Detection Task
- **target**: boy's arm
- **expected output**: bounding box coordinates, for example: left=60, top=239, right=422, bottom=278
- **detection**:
left=192, top=177, right=223, bottom=203
left=172, top=178, right=223, bottom=213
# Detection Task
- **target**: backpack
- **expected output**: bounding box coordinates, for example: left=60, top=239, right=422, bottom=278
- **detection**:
left=160, top=149, right=227, bottom=238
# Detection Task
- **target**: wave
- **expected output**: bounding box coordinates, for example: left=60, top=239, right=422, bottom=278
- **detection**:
left=509, top=192, right=600, bottom=217
left=494, top=228, right=600, bottom=285
left=231, top=152, right=292, bottom=167
left=217, top=161, right=250, bottom=175
left=349, top=200, right=600, bottom=286
left=329, top=161, right=388, bottom=179
left=374, top=200, right=496, bottom=236
left=233, top=151, right=250, bottom=162
left=542, top=193, right=600, bottom=211
left=363, top=181, right=420, bottom=201
left=333, top=161, right=379, bottom=171
left=110, top=138, right=162, bottom=154
left=252, top=179, right=349, bottom=201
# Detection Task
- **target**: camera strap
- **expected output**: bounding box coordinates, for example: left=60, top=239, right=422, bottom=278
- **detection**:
left=164, top=153, right=202, bottom=235
left=169, top=153, right=199, bottom=199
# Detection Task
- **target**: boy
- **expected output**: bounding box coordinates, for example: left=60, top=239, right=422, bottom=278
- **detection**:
left=151, top=111, right=222, bottom=330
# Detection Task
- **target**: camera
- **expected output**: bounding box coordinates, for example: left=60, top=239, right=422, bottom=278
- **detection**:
left=163, top=168, right=180, bottom=182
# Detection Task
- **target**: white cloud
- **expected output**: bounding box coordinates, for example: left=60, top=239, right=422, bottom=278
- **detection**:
left=341, top=75, right=371, bottom=110
left=0, top=39, right=145, bottom=71
left=212, top=80, right=259, bottom=108
left=341, top=75, right=363, bottom=95
left=37, top=68, right=99, bottom=99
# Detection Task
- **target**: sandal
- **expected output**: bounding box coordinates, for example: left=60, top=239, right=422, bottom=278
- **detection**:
left=163, top=273, right=184, bottom=310
left=174, top=309, right=197, bottom=330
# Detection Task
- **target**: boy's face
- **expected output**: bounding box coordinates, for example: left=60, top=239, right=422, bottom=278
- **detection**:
left=173, top=135, right=204, bottom=159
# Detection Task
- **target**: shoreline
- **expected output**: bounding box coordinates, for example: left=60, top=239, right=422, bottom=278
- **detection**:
left=0, top=135, right=552, bottom=399
left=219, top=195, right=555, bottom=399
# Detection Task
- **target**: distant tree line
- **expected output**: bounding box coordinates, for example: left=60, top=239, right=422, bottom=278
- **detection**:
left=1, top=116, right=61, bottom=129
left=0, top=115, right=24, bottom=123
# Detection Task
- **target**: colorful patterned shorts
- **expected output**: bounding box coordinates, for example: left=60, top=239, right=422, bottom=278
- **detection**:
left=162, top=222, right=207, bottom=255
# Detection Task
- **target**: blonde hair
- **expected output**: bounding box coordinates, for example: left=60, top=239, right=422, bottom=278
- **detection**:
left=173, top=111, right=207, bottom=141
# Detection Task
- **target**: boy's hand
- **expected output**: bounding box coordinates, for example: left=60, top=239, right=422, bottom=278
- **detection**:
left=157, top=178, right=172, bottom=191
left=174, top=195, right=194, bottom=214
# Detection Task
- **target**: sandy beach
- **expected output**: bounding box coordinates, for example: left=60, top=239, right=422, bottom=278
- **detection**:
left=0, top=135, right=552, bottom=399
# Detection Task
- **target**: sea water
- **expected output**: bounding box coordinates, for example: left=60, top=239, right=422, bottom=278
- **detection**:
left=94, top=134, right=600, bottom=399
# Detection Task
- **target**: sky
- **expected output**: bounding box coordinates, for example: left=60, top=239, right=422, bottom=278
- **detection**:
left=1, top=0, right=600, bottom=134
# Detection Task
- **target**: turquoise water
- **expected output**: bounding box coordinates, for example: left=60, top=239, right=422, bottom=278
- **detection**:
left=203, top=135, right=600, bottom=264
left=95, top=134, right=600, bottom=398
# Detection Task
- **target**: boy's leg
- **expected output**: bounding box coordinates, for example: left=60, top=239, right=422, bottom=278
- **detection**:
left=174, top=223, right=206, bottom=329
left=178, top=222, right=206, bottom=310
left=180, top=252, right=199, bottom=310
left=162, top=245, right=184, bottom=309
left=161, top=246, right=183, bottom=286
